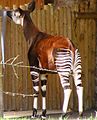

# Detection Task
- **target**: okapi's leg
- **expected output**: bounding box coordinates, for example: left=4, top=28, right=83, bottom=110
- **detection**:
left=40, top=74, right=47, bottom=119
left=73, top=49, right=83, bottom=117
left=30, top=71, right=40, bottom=118
left=59, top=73, right=72, bottom=118
left=54, top=49, right=72, bottom=118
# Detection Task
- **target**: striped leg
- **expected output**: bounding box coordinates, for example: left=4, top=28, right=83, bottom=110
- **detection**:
left=40, top=74, right=47, bottom=119
left=30, top=71, right=39, bottom=118
left=55, top=49, right=72, bottom=117
left=73, top=49, right=83, bottom=116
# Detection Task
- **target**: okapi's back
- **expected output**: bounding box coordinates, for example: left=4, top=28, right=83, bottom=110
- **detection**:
left=36, top=35, right=75, bottom=52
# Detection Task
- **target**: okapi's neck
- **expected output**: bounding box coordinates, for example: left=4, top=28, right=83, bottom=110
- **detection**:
left=23, top=14, right=39, bottom=42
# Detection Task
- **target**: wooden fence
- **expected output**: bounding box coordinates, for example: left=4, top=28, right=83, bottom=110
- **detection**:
left=0, top=0, right=31, bottom=8
left=0, top=0, right=97, bottom=112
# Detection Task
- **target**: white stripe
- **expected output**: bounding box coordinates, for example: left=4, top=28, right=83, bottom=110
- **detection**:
left=30, top=71, right=39, bottom=76
left=41, top=85, right=46, bottom=91
left=33, top=86, right=39, bottom=92
left=40, top=74, right=47, bottom=81
left=33, top=97, right=38, bottom=109
left=42, top=97, right=46, bottom=110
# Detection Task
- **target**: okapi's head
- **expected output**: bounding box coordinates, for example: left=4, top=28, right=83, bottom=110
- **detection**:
left=7, top=0, right=35, bottom=26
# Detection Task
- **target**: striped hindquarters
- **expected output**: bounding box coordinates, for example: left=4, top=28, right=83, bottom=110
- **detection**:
left=54, top=48, right=73, bottom=89
left=73, top=49, right=82, bottom=87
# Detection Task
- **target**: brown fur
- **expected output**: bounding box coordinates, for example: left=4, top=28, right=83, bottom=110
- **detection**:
left=33, top=34, right=75, bottom=70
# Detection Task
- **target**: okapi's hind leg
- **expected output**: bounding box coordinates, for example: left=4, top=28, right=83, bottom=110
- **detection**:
left=40, top=74, right=47, bottom=119
left=54, top=49, right=72, bottom=118
left=73, top=49, right=83, bottom=117
left=30, top=70, right=40, bottom=119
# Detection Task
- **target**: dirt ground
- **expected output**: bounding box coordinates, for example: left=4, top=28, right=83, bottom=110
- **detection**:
left=4, top=109, right=97, bottom=119
left=47, top=109, right=97, bottom=120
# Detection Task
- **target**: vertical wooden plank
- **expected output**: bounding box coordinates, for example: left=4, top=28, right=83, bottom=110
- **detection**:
left=11, top=21, right=16, bottom=111
left=23, top=31, right=29, bottom=111
left=83, top=2, right=90, bottom=109
left=5, top=18, right=12, bottom=111
left=66, top=7, right=72, bottom=39
left=49, top=4, right=54, bottom=35
left=88, top=19, right=92, bottom=108
left=35, top=8, right=42, bottom=30
left=16, top=25, right=23, bottom=111
left=56, top=75, right=63, bottom=110
left=47, top=74, right=51, bottom=109
left=63, top=7, right=68, bottom=37
left=45, top=5, right=51, bottom=33
left=58, top=7, right=64, bottom=36
left=51, top=74, right=57, bottom=109
left=0, top=16, right=3, bottom=116
left=41, top=5, right=46, bottom=32
left=91, top=20, right=96, bottom=107
left=1, top=11, right=7, bottom=112
left=88, top=19, right=96, bottom=108
left=54, top=8, right=59, bottom=35
left=85, top=19, right=89, bottom=109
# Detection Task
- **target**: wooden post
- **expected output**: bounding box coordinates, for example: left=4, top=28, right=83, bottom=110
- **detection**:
left=0, top=9, right=7, bottom=116
left=0, top=10, right=3, bottom=117
left=0, top=58, right=3, bottom=117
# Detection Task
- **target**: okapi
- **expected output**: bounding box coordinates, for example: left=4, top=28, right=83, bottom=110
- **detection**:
left=7, top=0, right=83, bottom=119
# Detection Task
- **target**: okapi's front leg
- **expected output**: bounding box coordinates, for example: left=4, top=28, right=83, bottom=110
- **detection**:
left=28, top=50, right=40, bottom=118
left=30, top=70, right=40, bottom=118
left=40, top=74, right=47, bottom=119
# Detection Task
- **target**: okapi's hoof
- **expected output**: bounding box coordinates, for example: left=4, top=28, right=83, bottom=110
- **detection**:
left=60, top=112, right=73, bottom=120
left=59, top=113, right=68, bottom=120
left=31, top=114, right=39, bottom=119
left=41, top=109, right=46, bottom=119
left=31, top=115, right=37, bottom=119
left=79, top=112, right=83, bottom=118
left=31, top=108, right=38, bottom=119
left=41, top=115, right=46, bottom=119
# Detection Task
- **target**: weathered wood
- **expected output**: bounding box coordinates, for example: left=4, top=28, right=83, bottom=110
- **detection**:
left=0, top=18, right=3, bottom=116
left=74, top=12, right=97, bottom=19
left=0, top=11, right=7, bottom=116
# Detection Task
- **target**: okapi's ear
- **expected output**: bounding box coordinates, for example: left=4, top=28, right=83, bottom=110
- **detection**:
left=7, top=10, right=13, bottom=19
left=18, top=8, right=24, bottom=15
left=28, top=0, right=35, bottom=12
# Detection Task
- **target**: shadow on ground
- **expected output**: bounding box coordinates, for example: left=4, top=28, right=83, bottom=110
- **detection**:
left=46, top=109, right=97, bottom=120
